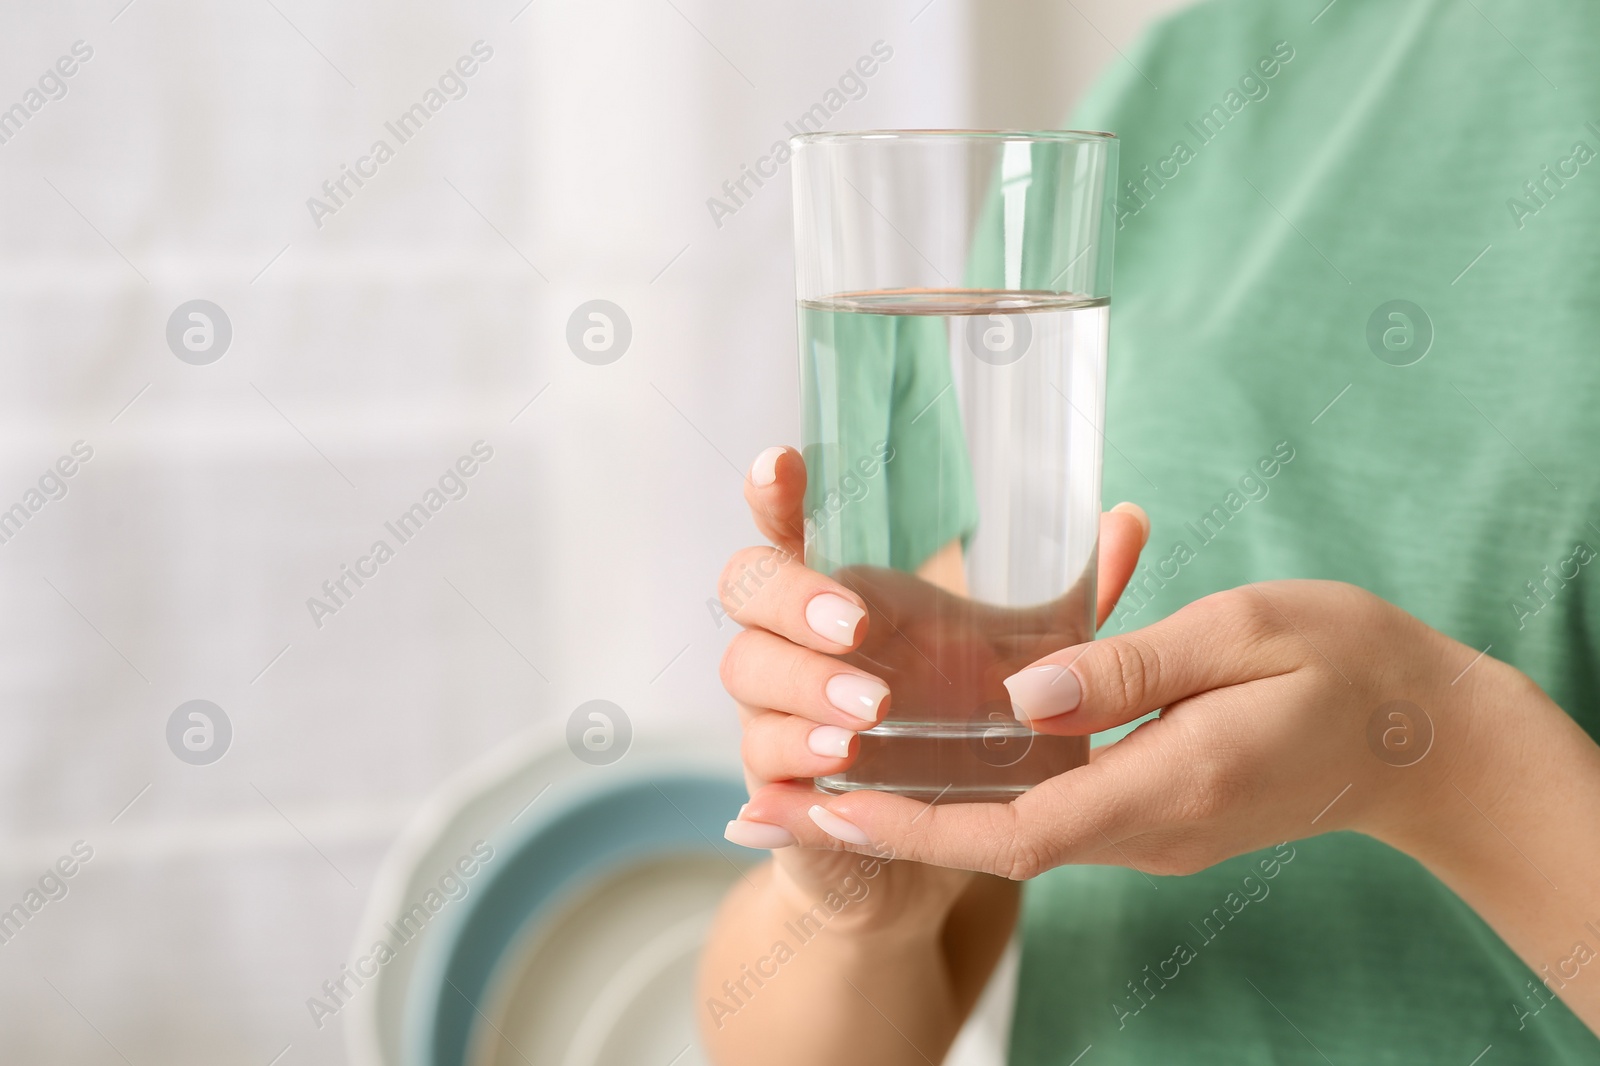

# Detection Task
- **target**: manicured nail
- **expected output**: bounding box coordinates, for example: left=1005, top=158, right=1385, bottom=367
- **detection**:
left=750, top=446, right=785, bottom=487
left=1110, top=501, right=1150, bottom=544
left=1004, top=663, right=1082, bottom=721
left=825, top=674, right=889, bottom=723
left=806, top=593, right=865, bottom=645
left=807, top=725, right=854, bottom=759
left=723, top=819, right=796, bottom=849
left=808, top=805, right=872, bottom=845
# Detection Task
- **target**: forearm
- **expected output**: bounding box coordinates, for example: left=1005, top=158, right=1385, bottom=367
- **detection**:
left=1387, top=659, right=1600, bottom=1033
left=696, top=861, right=1016, bottom=1066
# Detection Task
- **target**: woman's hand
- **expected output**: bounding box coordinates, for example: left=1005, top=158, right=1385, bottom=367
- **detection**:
left=718, top=445, right=1148, bottom=927
left=703, top=445, right=1145, bottom=1066
left=743, top=574, right=1506, bottom=880
left=712, top=447, right=1600, bottom=1040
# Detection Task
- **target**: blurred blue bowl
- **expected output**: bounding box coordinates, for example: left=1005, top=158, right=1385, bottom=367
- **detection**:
left=402, top=746, right=753, bottom=1066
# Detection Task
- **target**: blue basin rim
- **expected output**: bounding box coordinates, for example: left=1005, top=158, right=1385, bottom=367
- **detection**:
left=416, top=771, right=751, bottom=1066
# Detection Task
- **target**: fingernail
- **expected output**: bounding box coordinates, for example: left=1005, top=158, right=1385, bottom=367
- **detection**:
left=807, top=725, right=854, bottom=759
left=806, top=593, right=865, bottom=645
left=750, top=446, right=785, bottom=487
left=825, top=674, right=889, bottom=723
left=723, top=819, right=796, bottom=849
left=1111, top=501, right=1150, bottom=544
left=1004, top=664, right=1082, bottom=721
left=737, top=803, right=749, bottom=818
left=808, top=804, right=873, bottom=846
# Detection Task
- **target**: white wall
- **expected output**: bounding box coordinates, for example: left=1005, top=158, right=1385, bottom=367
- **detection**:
left=0, top=1, right=1186, bottom=1061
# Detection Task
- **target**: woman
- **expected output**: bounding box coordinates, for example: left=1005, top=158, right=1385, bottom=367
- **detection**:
left=699, top=1, right=1600, bottom=1062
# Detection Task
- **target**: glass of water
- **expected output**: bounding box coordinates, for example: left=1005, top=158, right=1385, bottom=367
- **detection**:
left=791, top=130, right=1118, bottom=803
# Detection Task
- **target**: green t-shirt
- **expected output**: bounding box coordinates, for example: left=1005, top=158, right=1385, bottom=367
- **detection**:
left=1008, top=1, right=1600, bottom=1063
left=800, top=308, right=980, bottom=575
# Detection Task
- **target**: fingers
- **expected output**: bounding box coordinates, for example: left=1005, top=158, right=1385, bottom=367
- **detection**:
left=1004, top=589, right=1287, bottom=734
left=740, top=759, right=1154, bottom=878
left=1096, top=502, right=1150, bottom=627
left=721, top=628, right=890, bottom=728
left=743, top=446, right=807, bottom=556
left=718, top=545, right=866, bottom=653
left=740, top=709, right=860, bottom=783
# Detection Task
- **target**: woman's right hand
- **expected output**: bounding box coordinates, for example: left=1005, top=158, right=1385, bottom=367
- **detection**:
left=716, top=445, right=1149, bottom=931
left=717, top=446, right=980, bottom=928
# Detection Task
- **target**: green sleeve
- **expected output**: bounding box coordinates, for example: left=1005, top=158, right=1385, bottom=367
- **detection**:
left=800, top=307, right=978, bottom=576
left=885, top=314, right=979, bottom=573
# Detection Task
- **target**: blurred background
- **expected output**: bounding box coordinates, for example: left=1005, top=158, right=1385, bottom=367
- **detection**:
left=0, top=0, right=1186, bottom=1061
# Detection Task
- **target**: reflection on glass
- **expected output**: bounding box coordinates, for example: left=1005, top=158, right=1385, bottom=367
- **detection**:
left=800, top=290, right=1107, bottom=803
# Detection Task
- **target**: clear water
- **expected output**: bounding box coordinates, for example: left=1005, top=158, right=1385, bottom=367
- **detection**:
left=799, top=290, right=1107, bottom=803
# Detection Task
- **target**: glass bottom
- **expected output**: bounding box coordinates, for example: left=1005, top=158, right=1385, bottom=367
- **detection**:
left=816, top=720, right=1089, bottom=804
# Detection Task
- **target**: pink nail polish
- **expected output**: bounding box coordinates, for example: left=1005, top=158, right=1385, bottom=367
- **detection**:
left=807, top=804, right=872, bottom=846
left=806, top=593, right=865, bottom=644
left=1003, top=664, right=1082, bottom=721
left=750, top=446, right=784, bottom=487
left=807, top=725, right=854, bottom=759
left=825, top=674, right=889, bottom=723
left=723, top=819, right=797, bottom=849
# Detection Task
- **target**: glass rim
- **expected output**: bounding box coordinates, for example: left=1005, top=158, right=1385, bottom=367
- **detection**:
left=790, top=128, right=1115, bottom=146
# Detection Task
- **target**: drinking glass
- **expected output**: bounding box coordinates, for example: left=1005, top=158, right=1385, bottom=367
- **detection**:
left=790, top=130, right=1118, bottom=803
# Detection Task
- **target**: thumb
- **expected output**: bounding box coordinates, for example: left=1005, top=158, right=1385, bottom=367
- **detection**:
left=1096, top=501, right=1150, bottom=627
left=1003, top=591, right=1270, bottom=734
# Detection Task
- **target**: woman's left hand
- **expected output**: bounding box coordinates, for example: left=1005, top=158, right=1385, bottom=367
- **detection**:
left=743, top=578, right=1499, bottom=879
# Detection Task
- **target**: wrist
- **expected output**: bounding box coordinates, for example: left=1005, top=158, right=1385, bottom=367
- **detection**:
left=1366, top=650, right=1549, bottom=872
left=763, top=856, right=966, bottom=947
